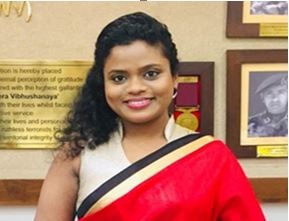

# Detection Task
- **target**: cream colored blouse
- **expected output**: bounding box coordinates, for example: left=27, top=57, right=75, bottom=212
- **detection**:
left=77, top=117, right=193, bottom=209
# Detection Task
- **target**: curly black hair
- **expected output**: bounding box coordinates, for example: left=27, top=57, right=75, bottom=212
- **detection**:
left=56, top=12, right=179, bottom=157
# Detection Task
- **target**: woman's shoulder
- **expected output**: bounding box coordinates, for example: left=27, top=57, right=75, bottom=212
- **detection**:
left=167, top=120, right=196, bottom=141
left=53, top=143, right=81, bottom=177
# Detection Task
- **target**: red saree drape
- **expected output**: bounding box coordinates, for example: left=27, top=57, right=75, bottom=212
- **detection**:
left=77, top=134, right=265, bottom=221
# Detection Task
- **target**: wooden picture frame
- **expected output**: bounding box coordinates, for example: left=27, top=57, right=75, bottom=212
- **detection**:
left=176, top=62, right=214, bottom=136
left=226, top=49, right=288, bottom=158
left=226, top=49, right=288, bottom=203
left=226, top=1, right=288, bottom=38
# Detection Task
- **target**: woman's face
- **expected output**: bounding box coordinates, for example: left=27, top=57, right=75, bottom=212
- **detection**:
left=103, top=40, right=177, bottom=125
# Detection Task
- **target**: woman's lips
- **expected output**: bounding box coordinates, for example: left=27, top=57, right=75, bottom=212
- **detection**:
left=125, top=98, right=152, bottom=109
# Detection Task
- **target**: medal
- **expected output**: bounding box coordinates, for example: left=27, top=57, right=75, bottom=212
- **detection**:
left=175, top=108, right=199, bottom=131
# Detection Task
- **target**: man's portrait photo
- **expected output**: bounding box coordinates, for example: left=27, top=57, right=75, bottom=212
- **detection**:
left=248, top=72, right=288, bottom=138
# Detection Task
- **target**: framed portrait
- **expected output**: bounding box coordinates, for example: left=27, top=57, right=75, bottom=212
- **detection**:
left=226, top=49, right=288, bottom=158
left=240, top=64, right=287, bottom=146
left=226, top=1, right=288, bottom=38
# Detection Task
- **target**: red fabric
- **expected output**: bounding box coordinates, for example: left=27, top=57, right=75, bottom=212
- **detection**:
left=80, top=140, right=265, bottom=221
left=176, top=82, right=199, bottom=106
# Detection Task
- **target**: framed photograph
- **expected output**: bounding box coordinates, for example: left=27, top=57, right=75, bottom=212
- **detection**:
left=226, top=49, right=288, bottom=203
left=174, top=62, right=214, bottom=136
left=226, top=49, right=288, bottom=158
left=241, top=64, right=287, bottom=146
left=227, top=1, right=288, bottom=38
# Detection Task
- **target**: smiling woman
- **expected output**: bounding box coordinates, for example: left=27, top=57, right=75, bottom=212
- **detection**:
left=34, top=12, right=265, bottom=221
left=103, top=40, right=176, bottom=125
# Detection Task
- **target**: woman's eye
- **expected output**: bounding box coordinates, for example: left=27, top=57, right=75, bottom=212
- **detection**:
left=111, top=75, right=126, bottom=83
left=144, top=71, right=159, bottom=79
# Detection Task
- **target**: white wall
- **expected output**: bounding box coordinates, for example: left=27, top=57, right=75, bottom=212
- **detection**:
left=0, top=203, right=287, bottom=221
left=262, top=203, right=288, bottom=221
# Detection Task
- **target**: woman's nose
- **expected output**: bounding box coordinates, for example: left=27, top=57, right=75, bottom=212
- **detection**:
left=126, top=77, right=146, bottom=94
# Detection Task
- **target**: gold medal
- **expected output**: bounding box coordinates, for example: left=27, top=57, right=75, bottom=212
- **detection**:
left=175, top=108, right=199, bottom=131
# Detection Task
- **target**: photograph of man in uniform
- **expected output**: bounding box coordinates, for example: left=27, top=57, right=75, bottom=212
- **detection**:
left=248, top=72, right=288, bottom=137
left=250, top=1, right=288, bottom=15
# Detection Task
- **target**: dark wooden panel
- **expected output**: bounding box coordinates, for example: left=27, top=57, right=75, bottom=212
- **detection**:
left=0, top=178, right=287, bottom=205
left=0, top=179, right=43, bottom=205
left=250, top=177, right=288, bottom=202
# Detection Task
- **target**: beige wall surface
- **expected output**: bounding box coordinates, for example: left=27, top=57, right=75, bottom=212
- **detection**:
left=0, top=2, right=287, bottom=179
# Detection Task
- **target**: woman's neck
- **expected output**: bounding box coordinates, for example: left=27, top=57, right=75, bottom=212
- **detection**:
left=120, top=114, right=170, bottom=163
left=121, top=114, right=170, bottom=140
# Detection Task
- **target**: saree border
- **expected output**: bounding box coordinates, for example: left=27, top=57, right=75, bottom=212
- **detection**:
left=77, top=134, right=214, bottom=218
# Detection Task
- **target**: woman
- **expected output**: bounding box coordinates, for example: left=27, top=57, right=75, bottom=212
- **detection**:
left=34, top=12, right=265, bottom=221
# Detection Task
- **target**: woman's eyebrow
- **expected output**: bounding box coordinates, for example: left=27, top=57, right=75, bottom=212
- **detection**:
left=107, top=69, right=127, bottom=76
left=107, top=64, right=161, bottom=75
left=138, top=64, right=161, bottom=72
